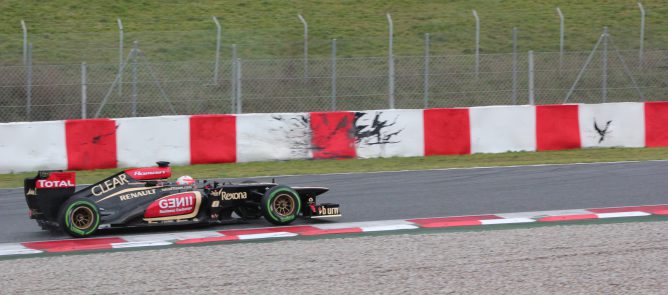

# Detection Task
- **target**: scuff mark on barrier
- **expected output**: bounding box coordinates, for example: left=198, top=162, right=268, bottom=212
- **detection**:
left=354, top=111, right=403, bottom=146
left=270, top=114, right=312, bottom=158
left=92, top=125, right=119, bottom=144
left=272, top=111, right=404, bottom=157
left=593, top=119, right=612, bottom=143
left=310, top=112, right=356, bottom=159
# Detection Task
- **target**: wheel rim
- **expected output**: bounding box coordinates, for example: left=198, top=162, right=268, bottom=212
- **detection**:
left=272, top=193, right=296, bottom=217
left=70, top=206, right=94, bottom=230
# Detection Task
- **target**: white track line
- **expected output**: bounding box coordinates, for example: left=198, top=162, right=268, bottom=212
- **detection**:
left=497, top=209, right=593, bottom=219
left=596, top=212, right=651, bottom=218
left=7, top=159, right=668, bottom=190
left=361, top=224, right=419, bottom=232
left=480, top=218, right=536, bottom=225
left=0, top=244, right=42, bottom=256
left=240, top=159, right=668, bottom=180
left=238, top=232, right=298, bottom=240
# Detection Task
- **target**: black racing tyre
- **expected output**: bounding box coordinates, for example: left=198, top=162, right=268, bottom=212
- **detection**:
left=58, top=197, right=100, bottom=238
left=261, top=186, right=301, bottom=225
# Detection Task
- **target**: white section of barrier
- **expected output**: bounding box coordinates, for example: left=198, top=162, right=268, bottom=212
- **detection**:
left=0, top=121, right=67, bottom=173
left=355, top=109, right=425, bottom=158
left=0, top=102, right=660, bottom=173
left=115, top=116, right=190, bottom=167
left=578, top=102, right=645, bottom=148
left=236, top=113, right=312, bottom=162
left=470, top=105, right=536, bottom=153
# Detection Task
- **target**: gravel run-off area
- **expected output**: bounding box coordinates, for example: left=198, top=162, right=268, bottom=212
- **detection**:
left=2, top=221, right=668, bottom=294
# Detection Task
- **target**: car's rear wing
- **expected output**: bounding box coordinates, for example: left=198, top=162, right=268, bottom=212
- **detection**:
left=24, top=170, right=76, bottom=221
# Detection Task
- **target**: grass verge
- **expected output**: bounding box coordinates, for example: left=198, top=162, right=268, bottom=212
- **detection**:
left=1, top=147, right=667, bottom=188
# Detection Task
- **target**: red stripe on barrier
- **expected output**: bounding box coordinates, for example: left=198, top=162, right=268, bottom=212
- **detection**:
left=175, top=236, right=240, bottom=245
left=588, top=204, right=668, bottom=214
left=65, top=119, right=117, bottom=170
left=190, top=115, right=236, bottom=164
left=310, top=111, right=356, bottom=159
left=644, top=102, right=668, bottom=147
left=536, top=105, right=581, bottom=151
left=22, top=237, right=126, bottom=253
left=218, top=226, right=320, bottom=236
left=299, top=228, right=364, bottom=236
left=537, top=214, right=598, bottom=222
left=423, top=108, right=471, bottom=155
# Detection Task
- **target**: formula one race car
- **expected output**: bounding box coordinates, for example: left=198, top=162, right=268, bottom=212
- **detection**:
left=24, top=162, right=340, bottom=238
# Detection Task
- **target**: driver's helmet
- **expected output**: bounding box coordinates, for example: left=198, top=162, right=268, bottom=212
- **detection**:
left=176, top=175, right=195, bottom=185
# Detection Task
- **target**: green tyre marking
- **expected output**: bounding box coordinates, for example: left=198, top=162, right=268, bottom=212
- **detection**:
left=266, top=187, right=301, bottom=223
left=64, top=200, right=100, bottom=236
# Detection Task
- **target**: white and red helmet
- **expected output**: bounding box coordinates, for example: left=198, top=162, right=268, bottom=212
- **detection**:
left=176, top=175, right=195, bottom=185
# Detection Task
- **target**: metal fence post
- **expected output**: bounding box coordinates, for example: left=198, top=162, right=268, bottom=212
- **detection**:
left=472, top=10, right=480, bottom=79
left=512, top=28, right=518, bottom=104
left=298, top=14, right=308, bottom=78
left=81, top=62, right=87, bottom=119
left=236, top=58, right=242, bottom=114
left=212, top=16, right=221, bottom=84
left=528, top=50, right=534, bottom=105
left=21, top=20, right=27, bottom=65
left=602, top=27, right=608, bottom=103
left=387, top=13, right=395, bottom=109
left=117, top=18, right=123, bottom=96
left=26, top=43, right=32, bottom=121
left=423, top=33, right=430, bottom=109
left=331, top=39, right=337, bottom=111
left=563, top=32, right=605, bottom=103
left=557, top=8, right=564, bottom=71
left=231, top=44, right=237, bottom=113
left=638, top=2, right=645, bottom=68
left=131, top=41, right=138, bottom=117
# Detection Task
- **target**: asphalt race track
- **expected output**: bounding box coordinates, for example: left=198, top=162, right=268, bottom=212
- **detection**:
left=1, top=160, right=667, bottom=243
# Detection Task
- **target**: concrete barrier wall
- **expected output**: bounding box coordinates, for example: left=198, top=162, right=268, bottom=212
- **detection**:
left=1, top=102, right=666, bottom=173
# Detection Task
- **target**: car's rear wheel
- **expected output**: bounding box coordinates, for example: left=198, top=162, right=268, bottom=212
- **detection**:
left=261, top=186, right=301, bottom=225
left=58, top=197, right=100, bottom=238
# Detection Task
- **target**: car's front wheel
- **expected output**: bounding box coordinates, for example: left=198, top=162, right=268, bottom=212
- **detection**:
left=58, top=197, right=100, bottom=238
left=261, top=186, right=301, bottom=225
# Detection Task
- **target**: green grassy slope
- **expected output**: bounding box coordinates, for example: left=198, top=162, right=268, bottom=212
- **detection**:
left=0, top=0, right=666, bottom=63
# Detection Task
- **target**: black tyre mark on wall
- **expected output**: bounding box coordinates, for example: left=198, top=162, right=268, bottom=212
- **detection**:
left=354, top=111, right=403, bottom=146
left=311, top=114, right=354, bottom=157
left=92, top=125, right=119, bottom=144
left=593, top=119, right=612, bottom=143
left=270, top=114, right=313, bottom=156
left=271, top=111, right=404, bottom=156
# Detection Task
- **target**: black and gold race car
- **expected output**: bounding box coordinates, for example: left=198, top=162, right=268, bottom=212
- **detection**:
left=24, top=162, right=340, bottom=237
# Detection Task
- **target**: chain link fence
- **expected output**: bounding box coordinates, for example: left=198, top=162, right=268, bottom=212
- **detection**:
left=1, top=37, right=667, bottom=122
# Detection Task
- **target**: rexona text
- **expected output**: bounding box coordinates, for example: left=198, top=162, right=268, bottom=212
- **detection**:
left=91, top=174, right=130, bottom=196
left=211, top=190, right=248, bottom=201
